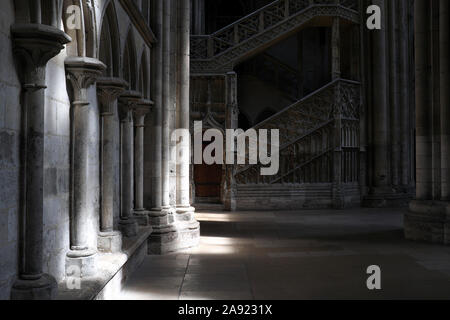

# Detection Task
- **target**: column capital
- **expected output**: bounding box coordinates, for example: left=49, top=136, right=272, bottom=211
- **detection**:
left=11, top=24, right=71, bottom=87
left=133, top=99, right=153, bottom=126
left=97, top=77, right=128, bottom=115
left=65, top=56, right=106, bottom=104
left=118, top=90, right=142, bottom=120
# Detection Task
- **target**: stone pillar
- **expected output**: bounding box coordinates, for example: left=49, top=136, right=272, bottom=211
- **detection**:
left=331, top=17, right=344, bottom=209
left=96, top=77, right=127, bottom=253
left=440, top=0, right=450, bottom=200
left=161, top=0, right=174, bottom=214
left=399, top=0, right=412, bottom=189
left=118, top=91, right=142, bottom=237
left=65, top=57, right=106, bottom=277
left=177, top=0, right=196, bottom=218
left=133, top=99, right=153, bottom=226
left=414, top=0, right=433, bottom=201
left=150, top=0, right=164, bottom=219
left=10, top=24, right=70, bottom=300
left=224, top=72, right=239, bottom=211
left=192, top=0, right=205, bottom=34
left=148, top=0, right=200, bottom=254
left=389, top=0, right=400, bottom=188
left=371, top=0, right=390, bottom=191
left=405, top=0, right=445, bottom=243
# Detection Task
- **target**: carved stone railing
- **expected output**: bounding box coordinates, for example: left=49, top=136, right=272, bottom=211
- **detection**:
left=239, top=53, right=301, bottom=100
left=191, top=0, right=359, bottom=74
left=235, top=120, right=334, bottom=184
left=234, top=79, right=361, bottom=185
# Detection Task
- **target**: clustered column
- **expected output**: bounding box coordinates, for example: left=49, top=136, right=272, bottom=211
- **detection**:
left=176, top=0, right=195, bottom=218
left=406, top=0, right=450, bottom=244
left=150, top=0, right=164, bottom=219
left=362, top=0, right=416, bottom=207
left=148, top=0, right=200, bottom=254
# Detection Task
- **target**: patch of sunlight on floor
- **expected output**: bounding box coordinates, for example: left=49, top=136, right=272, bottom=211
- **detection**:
left=195, top=213, right=236, bottom=222
left=182, top=236, right=238, bottom=255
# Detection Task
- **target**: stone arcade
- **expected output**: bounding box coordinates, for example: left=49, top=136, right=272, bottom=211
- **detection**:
left=0, top=0, right=449, bottom=300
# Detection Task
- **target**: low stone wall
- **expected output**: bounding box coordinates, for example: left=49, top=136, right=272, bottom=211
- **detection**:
left=56, top=227, right=152, bottom=300
left=233, top=183, right=361, bottom=211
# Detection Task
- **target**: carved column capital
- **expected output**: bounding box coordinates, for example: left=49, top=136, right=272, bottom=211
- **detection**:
left=133, top=99, right=153, bottom=127
left=11, top=24, right=71, bottom=87
left=65, top=56, right=106, bottom=104
left=97, top=77, right=128, bottom=116
left=118, top=90, right=142, bottom=121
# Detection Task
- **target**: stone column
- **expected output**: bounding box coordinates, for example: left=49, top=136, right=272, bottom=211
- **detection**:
left=150, top=0, right=164, bottom=219
left=399, top=0, right=411, bottom=189
left=371, top=0, right=390, bottom=190
left=133, top=99, right=153, bottom=226
left=177, top=0, right=195, bottom=218
left=331, top=17, right=344, bottom=209
left=118, top=91, right=142, bottom=237
left=224, top=72, right=239, bottom=211
left=440, top=0, right=450, bottom=200
left=389, top=0, right=400, bottom=188
left=192, top=0, right=205, bottom=34
left=65, top=57, right=106, bottom=277
left=161, top=0, right=174, bottom=215
left=10, top=24, right=70, bottom=300
left=414, top=0, right=433, bottom=201
left=96, top=77, right=127, bottom=253
left=405, top=0, right=441, bottom=243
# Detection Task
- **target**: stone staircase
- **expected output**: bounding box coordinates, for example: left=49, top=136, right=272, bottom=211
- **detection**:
left=231, top=78, right=361, bottom=209
left=190, top=0, right=359, bottom=74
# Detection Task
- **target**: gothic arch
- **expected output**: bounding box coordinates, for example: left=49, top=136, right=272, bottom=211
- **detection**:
left=123, top=27, right=138, bottom=90
left=62, top=0, right=97, bottom=57
left=99, top=1, right=121, bottom=77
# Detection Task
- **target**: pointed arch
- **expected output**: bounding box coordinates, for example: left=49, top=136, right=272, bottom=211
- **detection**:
left=123, top=27, right=138, bottom=90
left=99, top=1, right=121, bottom=77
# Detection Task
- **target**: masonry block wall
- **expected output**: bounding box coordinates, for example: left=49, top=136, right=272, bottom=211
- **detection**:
left=0, top=1, right=21, bottom=299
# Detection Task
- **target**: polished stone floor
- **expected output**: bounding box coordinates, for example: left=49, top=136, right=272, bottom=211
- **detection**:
left=118, top=208, right=450, bottom=300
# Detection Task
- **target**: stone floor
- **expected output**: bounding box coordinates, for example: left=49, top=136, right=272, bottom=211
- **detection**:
left=117, top=208, right=450, bottom=300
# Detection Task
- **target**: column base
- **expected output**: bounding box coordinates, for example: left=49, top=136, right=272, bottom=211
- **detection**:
left=133, top=209, right=150, bottom=226
left=11, top=274, right=57, bottom=300
left=176, top=205, right=195, bottom=222
left=149, top=207, right=175, bottom=226
left=66, top=248, right=97, bottom=278
left=405, top=200, right=450, bottom=244
left=363, top=186, right=413, bottom=208
left=148, top=220, right=200, bottom=255
left=98, top=231, right=122, bottom=253
left=119, top=218, right=138, bottom=237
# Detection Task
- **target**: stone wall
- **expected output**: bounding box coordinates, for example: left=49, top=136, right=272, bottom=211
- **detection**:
left=0, top=0, right=21, bottom=299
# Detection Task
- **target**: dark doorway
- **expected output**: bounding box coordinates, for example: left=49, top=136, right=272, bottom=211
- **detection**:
left=194, top=140, right=222, bottom=202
